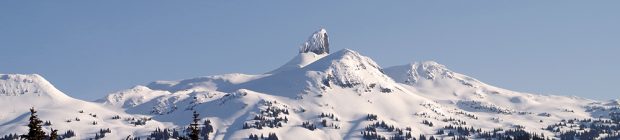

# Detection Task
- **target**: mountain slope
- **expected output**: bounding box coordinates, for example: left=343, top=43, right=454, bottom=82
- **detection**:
left=270, top=28, right=331, bottom=74
left=93, top=48, right=444, bottom=139
left=222, top=49, right=405, bottom=97
left=384, top=61, right=602, bottom=134
left=0, top=74, right=170, bottom=139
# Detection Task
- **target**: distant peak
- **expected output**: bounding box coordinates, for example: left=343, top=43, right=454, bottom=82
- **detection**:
left=0, top=73, right=70, bottom=99
left=409, top=61, right=448, bottom=70
left=299, top=28, right=329, bottom=54
left=330, top=48, right=361, bottom=58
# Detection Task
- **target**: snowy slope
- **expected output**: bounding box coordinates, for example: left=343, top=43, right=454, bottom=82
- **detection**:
left=269, top=28, right=331, bottom=74
left=96, top=85, right=171, bottom=108
left=220, top=49, right=406, bottom=97
left=0, top=74, right=171, bottom=139
left=2, top=29, right=620, bottom=139
left=268, top=52, right=328, bottom=74
left=383, top=62, right=603, bottom=135
left=146, top=73, right=267, bottom=93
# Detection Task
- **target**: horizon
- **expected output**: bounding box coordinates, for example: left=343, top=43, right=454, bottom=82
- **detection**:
left=2, top=1, right=619, bottom=101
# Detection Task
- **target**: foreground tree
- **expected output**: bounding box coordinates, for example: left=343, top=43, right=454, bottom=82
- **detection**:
left=188, top=110, right=200, bottom=140
left=202, top=120, right=214, bottom=139
left=23, top=107, right=46, bottom=140
left=49, top=128, right=58, bottom=140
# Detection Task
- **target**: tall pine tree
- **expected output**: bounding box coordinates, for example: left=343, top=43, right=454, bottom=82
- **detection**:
left=24, top=107, right=46, bottom=140
left=188, top=110, right=200, bottom=140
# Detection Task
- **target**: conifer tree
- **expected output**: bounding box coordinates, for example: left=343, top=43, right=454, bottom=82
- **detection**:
left=202, top=120, right=214, bottom=139
left=24, top=107, right=46, bottom=140
left=188, top=110, right=200, bottom=140
left=49, top=128, right=58, bottom=140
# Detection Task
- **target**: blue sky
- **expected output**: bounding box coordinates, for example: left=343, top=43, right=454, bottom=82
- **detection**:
left=1, top=1, right=618, bottom=100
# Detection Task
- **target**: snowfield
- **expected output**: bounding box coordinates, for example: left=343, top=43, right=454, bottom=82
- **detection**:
left=1, top=29, right=619, bottom=139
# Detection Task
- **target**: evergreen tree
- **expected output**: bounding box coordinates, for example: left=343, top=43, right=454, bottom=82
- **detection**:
left=62, top=130, right=76, bottom=138
left=188, top=110, right=200, bottom=140
left=267, top=133, right=278, bottom=140
left=23, top=107, right=46, bottom=140
left=202, top=120, right=214, bottom=139
left=49, top=128, right=58, bottom=140
left=172, top=129, right=180, bottom=138
left=419, top=134, right=426, bottom=140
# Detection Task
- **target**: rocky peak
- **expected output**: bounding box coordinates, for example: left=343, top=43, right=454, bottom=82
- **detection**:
left=299, top=28, right=329, bottom=54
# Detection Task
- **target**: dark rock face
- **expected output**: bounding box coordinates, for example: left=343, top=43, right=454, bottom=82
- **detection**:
left=299, top=28, right=329, bottom=55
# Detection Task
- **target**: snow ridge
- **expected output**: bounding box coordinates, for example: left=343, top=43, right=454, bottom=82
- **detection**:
left=97, top=85, right=171, bottom=108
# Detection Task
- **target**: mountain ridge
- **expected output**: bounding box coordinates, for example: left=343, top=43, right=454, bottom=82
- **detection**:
left=1, top=29, right=619, bottom=139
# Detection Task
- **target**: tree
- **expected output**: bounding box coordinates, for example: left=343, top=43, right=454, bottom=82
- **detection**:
left=267, top=133, right=278, bottom=140
left=419, top=134, right=427, bottom=140
left=202, top=120, right=214, bottom=139
left=23, top=107, right=46, bottom=140
left=321, top=119, right=328, bottom=127
left=62, top=130, right=76, bottom=138
left=188, top=110, right=201, bottom=140
left=49, top=128, right=58, bottom=140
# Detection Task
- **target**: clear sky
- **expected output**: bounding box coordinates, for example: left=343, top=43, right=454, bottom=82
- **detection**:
left=1, top=1, right=618, bottom=101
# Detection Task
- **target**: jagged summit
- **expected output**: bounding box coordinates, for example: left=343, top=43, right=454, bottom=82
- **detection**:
left=299, top=28, right=329, bottom=54
left=270, top=28, right=330, bottom=73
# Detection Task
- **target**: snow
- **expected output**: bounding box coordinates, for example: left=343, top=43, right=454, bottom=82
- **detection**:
left=0, top=74, right=170, bottom=139
left=268, top=52, right=328, bottom=74
left=96, top=86, right=171, bottom=108
left=146, top=73, right=267, bottom=93
left=1, top=29, right=618, bottom=139
left=0, top=74, right=71, bottom=99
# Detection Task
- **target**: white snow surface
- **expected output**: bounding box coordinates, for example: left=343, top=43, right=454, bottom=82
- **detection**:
left=268, top=52, right=328, bottom=74
left=0, top=74, right=170, bottom=139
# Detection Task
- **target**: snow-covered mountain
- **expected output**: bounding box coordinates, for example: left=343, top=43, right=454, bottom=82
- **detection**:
left=2, top=29, right=620, bottom=139
left=0, top=74, right=170, bottom=139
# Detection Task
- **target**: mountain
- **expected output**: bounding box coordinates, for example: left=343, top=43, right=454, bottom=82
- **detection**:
left=0, top=74, right=170, bottom=139
left=221, top=49, right=405, bottom=97
left=1, top=29, right=620, bottom=139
